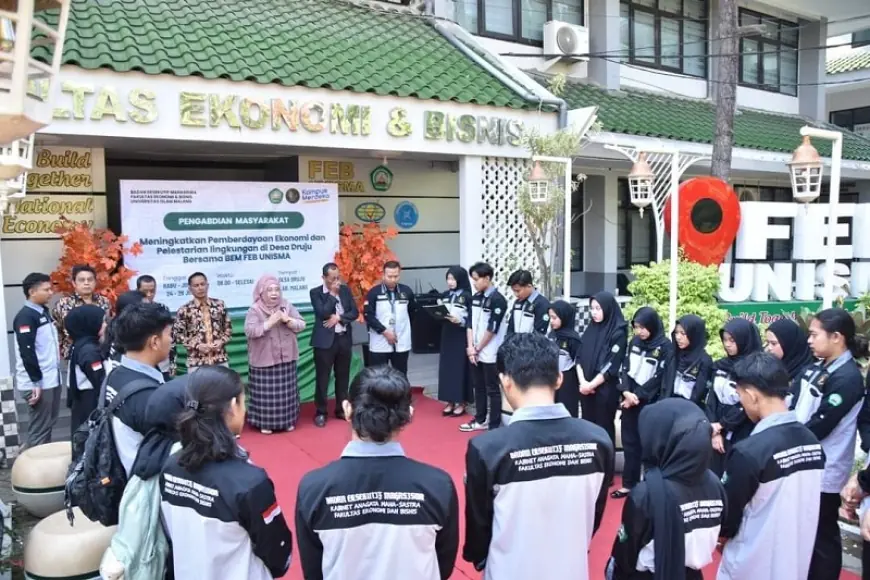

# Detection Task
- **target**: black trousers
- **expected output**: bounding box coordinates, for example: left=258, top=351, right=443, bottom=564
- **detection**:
left=863, top=539, right=870, bottom=580
left=620, top=403, right=644, bottom=489
left=70, top=389, right=99, bottom=438
left=808, top=492, right=843, bottom=580
left=368, top=350, right=409, bottom=375
left=581, top=384, right=619, bottom=449
left=472, top=362, right=501, bottom=429
left=313, top=332, right=352, bottom=417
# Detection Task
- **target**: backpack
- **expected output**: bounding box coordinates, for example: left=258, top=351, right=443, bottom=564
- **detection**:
left=65, top=376, right=158, bottom=527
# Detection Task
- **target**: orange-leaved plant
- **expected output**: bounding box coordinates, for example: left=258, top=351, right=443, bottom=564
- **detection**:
left=51, top=218, right=143, bottom=306
left=334, top=222, right=398, bottom=320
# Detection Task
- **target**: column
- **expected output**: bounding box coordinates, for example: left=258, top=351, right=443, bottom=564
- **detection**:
left=799, top=18, right=828, bottom=122
left=458, top=156, right=483, bottom=268
left=587, top=0, right=621, bottom=91
left=581, top=174, right=619, bottom=294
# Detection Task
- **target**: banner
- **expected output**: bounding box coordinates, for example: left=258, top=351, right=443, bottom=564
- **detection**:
left=120, top=180, right=338, bottom=310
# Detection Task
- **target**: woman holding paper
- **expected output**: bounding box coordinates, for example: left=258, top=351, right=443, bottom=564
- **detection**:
left=437, top=266, right=473, bottom=417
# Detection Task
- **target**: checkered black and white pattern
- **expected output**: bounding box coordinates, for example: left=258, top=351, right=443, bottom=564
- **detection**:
left=247, top=360, right=299, bottom=431
left=572, top=297, right=631, bottom=335
left=0, top=379, right=20, bottom=465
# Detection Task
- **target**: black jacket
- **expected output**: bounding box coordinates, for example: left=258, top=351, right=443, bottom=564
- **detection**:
left=309, top=284, right=359, bottom=349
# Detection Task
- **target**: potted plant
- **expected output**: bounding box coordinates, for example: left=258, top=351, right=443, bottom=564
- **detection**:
left=51, top=218, right=142, bottom=306
left=333, top=222, right=398, bottom=365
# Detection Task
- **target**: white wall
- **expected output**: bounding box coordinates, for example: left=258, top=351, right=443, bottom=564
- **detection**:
left=828, top=87, right=870, bottom=114
left=298, top=156, right=460, bottom=294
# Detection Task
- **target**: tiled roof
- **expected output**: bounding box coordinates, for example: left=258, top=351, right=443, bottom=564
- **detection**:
left=33, top=0, right=539, bottom=110
left=827, top=49, right=870, bottom=75
left=538, top=74, right=870, bottom=162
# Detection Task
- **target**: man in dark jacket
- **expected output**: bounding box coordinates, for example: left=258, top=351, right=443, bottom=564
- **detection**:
left=309, top=262, right=359, bottom=428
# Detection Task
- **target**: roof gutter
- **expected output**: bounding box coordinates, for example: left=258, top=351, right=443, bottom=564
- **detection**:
left=432, top=19, right=569, bottom=128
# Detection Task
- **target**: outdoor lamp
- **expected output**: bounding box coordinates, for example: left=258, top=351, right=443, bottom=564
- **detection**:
left=0, top=0, right=72, bottom=144
left=628, top=152, right=655, bottom=217
left=788, top=135, right=823, bottom=205
left=0, top=132, right=32, bottom=179
left=528, top=160, right=550, bottom=204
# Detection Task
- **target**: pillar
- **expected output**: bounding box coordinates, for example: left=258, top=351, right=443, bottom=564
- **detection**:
left=799, top=18, right=828, bottom=122
left=458, top=156, right=484, bottom=269
left=587, top=0, right=621, bottom=91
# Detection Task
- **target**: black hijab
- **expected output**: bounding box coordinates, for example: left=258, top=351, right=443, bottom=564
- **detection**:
left=717, top=318, right=763, bottom=373
left=767, top=318, right=814, bottom=381
left=64, top=305, right=105, bottom=395
left=631, top=307, right=668, bottom=350
left=578, top=291, right=628, bottom=377
left=673, top=314, right=708, bottom=373
left=445, top=266, right=471, bottom=293
left=639, top=398, right=713, bottom=580
left=549, top=300, right=581, bottom=343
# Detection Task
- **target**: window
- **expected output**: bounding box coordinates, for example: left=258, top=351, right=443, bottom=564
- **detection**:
left=454, top=0, right=583, bottom=45
left=853, top=29, right=870, bottom=48
left=617, top=179, right=657, bottom=269
left=618, top=0, right=708, bottom=78
left=830, top=106, right=870, bottom=137
left=738, top=10, right=798, bottom=96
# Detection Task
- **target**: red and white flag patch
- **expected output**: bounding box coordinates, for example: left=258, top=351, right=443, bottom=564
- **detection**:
left=91, top=361, right=103, bottom=371
left=262, top=502, right=282, bottom=525
left=18, top=326, right=30, bottom=334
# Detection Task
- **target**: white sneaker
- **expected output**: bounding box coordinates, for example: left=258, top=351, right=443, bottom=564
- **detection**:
left=459, top=420, right=488, bottom=432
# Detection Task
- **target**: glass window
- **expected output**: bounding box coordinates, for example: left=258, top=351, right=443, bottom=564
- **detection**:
left=854, top=107, right=870, bottom=125
left=762, top=42, right=779, bottom=87
left=458, top=0, right=585, bottom=45
left=455, top=0, right=479, bottom=32
left=780, top=48, right=797, bottom=96
left=738, top=9, right=799, bottom=96
left=830, top=110, right=854, bottom=130
left=521, top=0, right=548, bottom=40
left=553, top=0, right=583, bottom=25
left=830, top=107, right=870, bottom=132
left=485, top=0, right=515, bottom=36
left=741, top=39, right=759, bottom=84
left=621, top=0, right=708, bottom=78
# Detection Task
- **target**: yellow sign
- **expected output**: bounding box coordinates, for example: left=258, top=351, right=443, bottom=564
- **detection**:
left=307, top=160, right=365, bottom=193
left=3, top=196, right=96, bottom=236
left=26, top=147, right=106, bottom=193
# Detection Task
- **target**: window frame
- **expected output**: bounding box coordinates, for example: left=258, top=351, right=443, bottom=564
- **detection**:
left=852, top=29, right=870, bottom=48
left=617, top=178, right=657, bottom=269
left=619, top=0, right=709, bottom=79
left=737, top=8, right=799, bottom=96
left=830, top=106, right=870, bottom=134
left=458, top=0, right=585, bottom=47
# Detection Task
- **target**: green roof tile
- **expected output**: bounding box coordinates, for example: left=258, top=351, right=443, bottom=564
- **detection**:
left=827, top=49, right=870, bottom=75
left=33, top=0, right=539, bottom=110
left=536, top=74, right=870, bottom=162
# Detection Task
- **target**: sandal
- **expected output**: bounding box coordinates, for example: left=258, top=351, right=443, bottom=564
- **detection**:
left=452, top=405, right=467, bottom=416
left=260, top=429, right=273, bottom=435
left=442, top=404, right=456, bottom=416
left=610, top=488, right=631, bottom=499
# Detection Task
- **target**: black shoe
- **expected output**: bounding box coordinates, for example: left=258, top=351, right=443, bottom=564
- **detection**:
left=314, top=414, right=327, bottom=428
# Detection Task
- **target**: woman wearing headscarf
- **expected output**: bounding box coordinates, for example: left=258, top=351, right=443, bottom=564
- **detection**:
left=706, top=317, right=762, bottom=476
left=437, top=266, right=473, bottom=417
left=65, top=304, right=108, bottom=435
left=244, top=274, right=306, bottom=434
left=577, top=291, right=628, bottom=450
left=547, top=300, right=582, bottom=418
left=612, top=307, right=673, bottom=499
left=605, top=398, right=725, bottom=580
left=662, top=314, right=713, bottom=408
left=765, top=317, right=814, bottom=409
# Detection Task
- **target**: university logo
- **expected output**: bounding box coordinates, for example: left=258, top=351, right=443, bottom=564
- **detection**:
left=355, top=201, right=386, bottom=223
left=268, top=188, right=283, bottom=204
left=370, top=165, right=393, bottom=192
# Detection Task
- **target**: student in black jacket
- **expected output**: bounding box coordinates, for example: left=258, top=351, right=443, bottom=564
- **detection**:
left=577, top=291, right=628, bottom=451
left=662, top=314, right=712, bottom=408
left=612, top=307, right=672, bottom=500
left=309, top=262, right=359, bottom=427
left=464, top=333, right=614, bottom=580
left=765, top=317, right=814, bottom=408
left=547, top=300, right=582, bottom=418
left=437, top=266, right=473, bottom=417
left=296, top=365, right=459, bottom=580
left=161, top=366, right=292, bottom=579
left=606, top=398, right=725, bottom=580
left=718, top=352, right=824, bottom=580
left=505, top=269, right=550, bottom=337
left=64, top=305, right=107, bottom=436
left=706, top=318, right=762, bottom=477
left=798, top=308, right=868, bottom=580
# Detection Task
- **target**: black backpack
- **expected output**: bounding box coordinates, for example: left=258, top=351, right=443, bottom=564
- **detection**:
left=65, top=376, right=158, bottom=526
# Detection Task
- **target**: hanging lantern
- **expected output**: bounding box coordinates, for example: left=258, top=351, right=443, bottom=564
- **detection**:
left=528, top=160, right=549, bottom=203
left=787, top=135, right=823, bottom=205
left=0, top=0, right=73, bottom=144
left=628, top=152, right=655, bottom=217
left=0, top=131, right=32, bottom=179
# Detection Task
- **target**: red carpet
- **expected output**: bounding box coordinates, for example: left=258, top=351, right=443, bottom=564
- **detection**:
left=241, top=393, right=860, bottom=579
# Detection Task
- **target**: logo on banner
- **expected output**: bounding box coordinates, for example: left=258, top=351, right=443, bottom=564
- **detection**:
left=285, top=188, right=300, bottom=204
left=355, top=201, right=386, bottom=223
left=394, top=201, right=419, bottom=229
left=268, top=188, right=283, bottom=204
left=370, top=165, right=393, bottom=192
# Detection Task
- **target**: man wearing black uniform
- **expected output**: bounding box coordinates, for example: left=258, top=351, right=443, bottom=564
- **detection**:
left=310, top=262, right=359, bottom=427
left=463, top=333, right=614, bottom=579
left=718, top=352, right=824, bottom=580
left=505, top=269, right=550, bottom=337
left=363, top=261, right=417, bottom=375
left=104, top=302, right=173, bottom=476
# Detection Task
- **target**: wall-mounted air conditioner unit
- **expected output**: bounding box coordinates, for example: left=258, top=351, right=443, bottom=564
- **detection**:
left=543, top=21, right=589, bottom=61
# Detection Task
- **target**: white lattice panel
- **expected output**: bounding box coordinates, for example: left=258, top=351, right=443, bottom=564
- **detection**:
left=480, top=157, right=540, bottom=294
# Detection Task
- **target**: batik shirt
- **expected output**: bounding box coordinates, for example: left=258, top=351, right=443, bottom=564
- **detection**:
left=52, top=293, right=112, bottom=360
left=173, top=297, right=233, bottom=366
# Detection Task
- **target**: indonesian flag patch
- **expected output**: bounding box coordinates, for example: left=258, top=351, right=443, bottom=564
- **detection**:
left=262, top=502, right=282, bottom=524
left=18, top=326, right=30, bottom=334
left=91, top=361, right=103, bottom=371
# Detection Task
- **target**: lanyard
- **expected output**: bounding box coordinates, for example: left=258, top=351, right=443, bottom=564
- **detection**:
left=382, top=284, right=397, bottom=318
